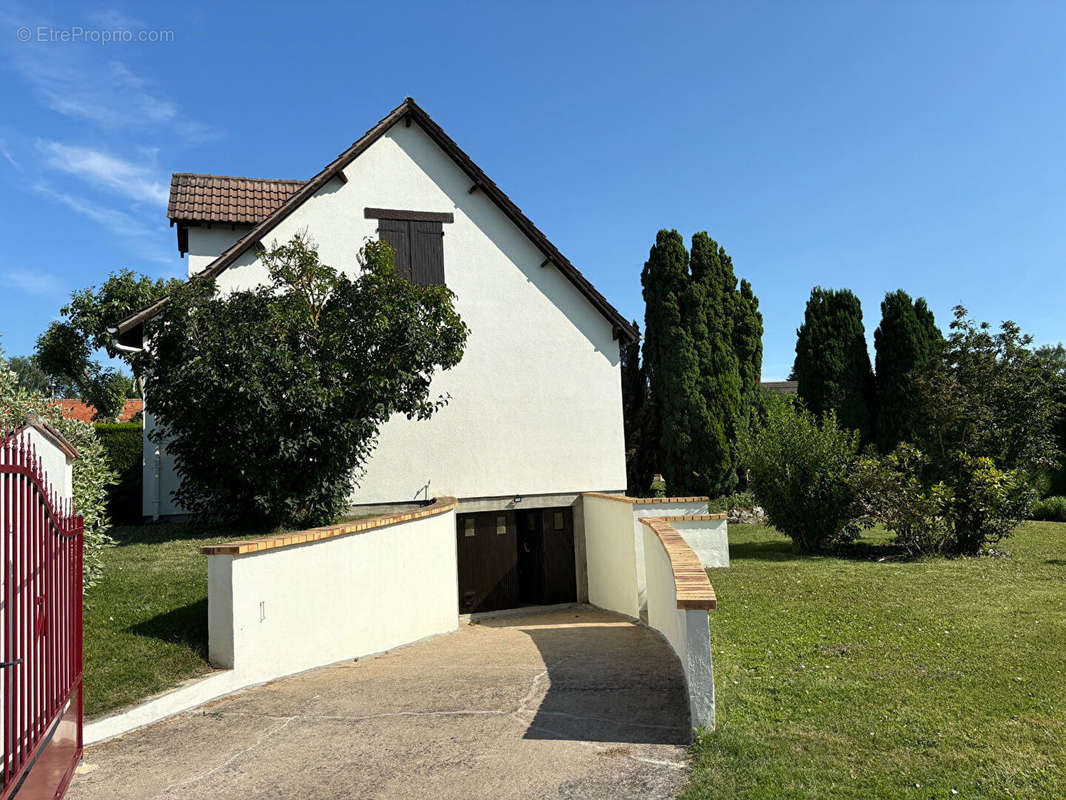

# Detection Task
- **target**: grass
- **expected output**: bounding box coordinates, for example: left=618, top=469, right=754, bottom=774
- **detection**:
left=82, top=522, right=248, bottom=718
left=681, top=522, right=1066, bottom=799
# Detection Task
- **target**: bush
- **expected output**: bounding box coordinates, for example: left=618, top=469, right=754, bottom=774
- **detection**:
left=1030, top=495, right=1066, bottom=522
left=852, top=444, right=1032, bottom=555
left=1, top=351, right=115, bottom=588
left=94, top=422, right=142, bottom=523
left=851, top=444, right=954, bottom=554
left=738, top=401, right=860, bottom=552
left=143, top=235, right=468, bottom=528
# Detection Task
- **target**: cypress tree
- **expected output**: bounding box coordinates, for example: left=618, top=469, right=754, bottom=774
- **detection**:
left=641, top=230, right=696, bottom=492
left=793, top=287, right=875, bottom=440
left=873, top=290, right=942, bottom=452
left=621, top=319, right=652, bottom=493
left=733, top=277, right=764, bottom=412
left=685, top=232, right=743, bottom=495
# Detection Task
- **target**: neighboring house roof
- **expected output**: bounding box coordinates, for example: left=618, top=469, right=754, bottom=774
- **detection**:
left=116, top=97, right=639, bottom=345
left=760, top=381, right=798, bottom=395
left=168, top=174, right=307, bottom=225
left=53, top=399, right=144, bottom=424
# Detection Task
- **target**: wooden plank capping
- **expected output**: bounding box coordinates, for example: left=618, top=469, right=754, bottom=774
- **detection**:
left=640, top=517, right=718, bottom=611
left=201, top=496, right=458, bottom=556
left=581, top=491, right=720, bottom=511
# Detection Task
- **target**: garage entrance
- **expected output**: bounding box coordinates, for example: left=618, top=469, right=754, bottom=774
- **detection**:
left=456, top=507, right=577, bottom=614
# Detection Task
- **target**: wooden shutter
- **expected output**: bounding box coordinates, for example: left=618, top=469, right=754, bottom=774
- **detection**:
left=378, top=218, right=412, bottom=281
left=411, top=220, right=445, bottom=286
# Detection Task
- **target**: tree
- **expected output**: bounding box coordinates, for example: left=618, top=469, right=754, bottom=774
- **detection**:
left=733, top=278, right=764, bottom=410
left=620, top=319, right=653, bottom=494
left=34, top=269, right=180, bottom=420
left=793, top=287, right=875, bottom=441
left=142, top=235, right=469, bottom=528
left=640, top=230, right=691, bottom=492
left=1035, top=343, right=1066, bottom=496
left=684, top=232, right=743, bottom=495
left=873, top=290, right=942, bottom=452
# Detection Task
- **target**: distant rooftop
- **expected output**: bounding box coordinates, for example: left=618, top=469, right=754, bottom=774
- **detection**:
left=761, top=381, right=798, bottom=395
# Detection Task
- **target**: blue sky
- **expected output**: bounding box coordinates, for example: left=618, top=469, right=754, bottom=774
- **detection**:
left=1, top=1, right=1064, bottom=379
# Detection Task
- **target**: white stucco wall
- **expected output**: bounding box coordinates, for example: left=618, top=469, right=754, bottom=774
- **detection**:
left=642, top=526, right=715, bottom=732
left=670, top=518, right=730, bottom=569
left=631, top=502, right=708, bottom=611
left=581, top=494, right=640, bottom=618
left=206, top=507, right=458, bottom=679
left=187, top=225, right=252, bottom=277
left=149, top=120, right=627, bottom=515
left=24, top=426, right=74, bottom=502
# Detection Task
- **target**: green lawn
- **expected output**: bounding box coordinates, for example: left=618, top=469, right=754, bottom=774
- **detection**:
left=82, top=522, right=249, bottom=718
left=682, top=522, right=1066, bottom=799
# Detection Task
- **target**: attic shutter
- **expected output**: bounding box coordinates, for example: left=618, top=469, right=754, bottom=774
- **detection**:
left=378, top=218, right=411, bottom=281
left=411, top=221, right=445, bottom=286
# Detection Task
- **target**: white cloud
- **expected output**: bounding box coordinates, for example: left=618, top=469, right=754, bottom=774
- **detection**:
left=1, top=21, right=217, bottom=143
left=36, top=140, right=168, bottom=206
left=0, top=138, right=18, bottom=169
left=3, top=268, right=65, bottom=299
left=33, top=182, right=172, bottom=265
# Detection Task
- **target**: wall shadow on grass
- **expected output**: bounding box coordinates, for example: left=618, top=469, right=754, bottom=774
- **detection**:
left=478, top=611, right=690, bottom=745
left=124, top=598, right=208, bottom=657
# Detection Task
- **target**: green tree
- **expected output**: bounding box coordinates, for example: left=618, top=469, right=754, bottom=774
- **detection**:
left=793, top=287, right=875, bottom=441
left=640, top=230, right=691, bottom=492
left=685, top=232, right=743, bottom=495
left=733, top=278, right=764, bottom=410
left=142, top=235, right=468, bottom=528
left=873, top=290, right=942, bottom=452
left=35, top=269, right=180, bottom=419
left=1035, top=343, right=1066, bottom=496
left=620, top=319, right=653, bottom=494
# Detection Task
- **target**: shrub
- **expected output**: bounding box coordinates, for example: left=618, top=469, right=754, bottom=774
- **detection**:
left=94, top=422, right=142, bottom=523
left=1, top=350, right=115, bottom=588
left=1030, top=495, right=1066, bottom=522
left=143, top=235, right=468, bottom=528
left=738, top=401, right=860, bottom=552
left=851, top=444, right=954, bottom=554
left=852, top=444, right=1032, bottom=555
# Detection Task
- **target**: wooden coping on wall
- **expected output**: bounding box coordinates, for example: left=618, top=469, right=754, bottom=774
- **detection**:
left=201, top=496, right=458, bottom=556
left=581, top=491, right=711, bottom=505
left=639, top=518, right=718, bottom=611
left=654, top=513, right=727, bottom=522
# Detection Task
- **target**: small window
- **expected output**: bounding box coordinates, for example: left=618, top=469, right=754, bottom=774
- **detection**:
left=553, top=511, right=565, bottom=530
left=366, top=209, right=452, bottom=287
left=496, top=515, right=507, bottom=535
left=463, top=518, right=475, bottom=537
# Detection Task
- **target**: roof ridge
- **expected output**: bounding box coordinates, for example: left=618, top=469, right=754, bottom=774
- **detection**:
left=171, top=173, right=307, bottom=184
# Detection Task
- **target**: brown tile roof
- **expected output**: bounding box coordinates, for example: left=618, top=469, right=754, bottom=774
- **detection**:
left=168, top=174, right=306, bottom=225
left=53, top=399, right=143, bottom=424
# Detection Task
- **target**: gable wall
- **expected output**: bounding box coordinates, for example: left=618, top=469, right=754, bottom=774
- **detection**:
left=152, top=123, right=626, bottom=513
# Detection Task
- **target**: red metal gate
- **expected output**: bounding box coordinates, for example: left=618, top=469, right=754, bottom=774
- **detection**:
left=0, top=427, right=83, bottom=800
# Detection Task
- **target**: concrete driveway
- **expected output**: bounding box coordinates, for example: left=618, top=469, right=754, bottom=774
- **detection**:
left=69, top=606, right=692, bottom=799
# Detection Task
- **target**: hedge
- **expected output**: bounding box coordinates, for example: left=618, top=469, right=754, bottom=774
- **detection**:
left=94, top=422, right=143, bottom=523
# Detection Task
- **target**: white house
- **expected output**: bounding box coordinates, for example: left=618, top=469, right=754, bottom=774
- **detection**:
left=114, top=97, right=639, bottom=615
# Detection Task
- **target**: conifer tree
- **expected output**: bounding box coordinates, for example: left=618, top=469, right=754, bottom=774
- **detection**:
left=733, top=277, right=764, bottom=411
left=793, top=287, right=875, bottom=440
left=874, top=289, right=941, bottom=452
left=641, top=230, right=694, bottom=491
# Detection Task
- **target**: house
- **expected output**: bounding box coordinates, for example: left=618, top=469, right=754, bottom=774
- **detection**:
left=760, top=380, right=798, bottom=395
left=114, top=98, right=639, bottom=615
left=53, top=398, right=144, bottom=424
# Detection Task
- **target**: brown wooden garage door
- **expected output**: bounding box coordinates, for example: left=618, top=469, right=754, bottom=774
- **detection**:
left=456, top=507, right=576, bottom=614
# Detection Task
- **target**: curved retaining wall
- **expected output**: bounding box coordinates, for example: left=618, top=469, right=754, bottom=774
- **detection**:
left=640, top=517, right=717, bottom=732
